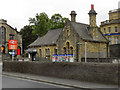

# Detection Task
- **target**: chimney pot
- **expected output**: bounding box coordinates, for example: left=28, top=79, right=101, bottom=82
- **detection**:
left=91, top=4, right=94, bottom=10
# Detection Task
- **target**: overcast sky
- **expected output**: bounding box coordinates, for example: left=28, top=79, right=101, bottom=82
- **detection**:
left=0, top=0, right=120, bottom=31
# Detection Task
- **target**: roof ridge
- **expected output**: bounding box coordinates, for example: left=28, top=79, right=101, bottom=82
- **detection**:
left=70, top=21, right=89, bottom=26
left=48, top=28, right=63, bottom=32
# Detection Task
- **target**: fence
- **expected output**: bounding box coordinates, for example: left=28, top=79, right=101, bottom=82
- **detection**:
left=81, top=58, right=120, bottom=63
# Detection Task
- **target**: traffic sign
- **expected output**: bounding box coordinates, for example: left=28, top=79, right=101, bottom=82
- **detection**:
left=8, top=40, right=17, bottom=50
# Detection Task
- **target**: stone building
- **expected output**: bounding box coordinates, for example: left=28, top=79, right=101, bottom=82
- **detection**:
left=27, top=5, right=109, bottom=62
left=0, top=19, right=22, bottom=55
left=100, top=8, right=120, bottom=45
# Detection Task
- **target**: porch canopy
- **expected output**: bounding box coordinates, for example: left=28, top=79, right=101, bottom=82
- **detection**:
left=25, top=48, right=37, bottom=53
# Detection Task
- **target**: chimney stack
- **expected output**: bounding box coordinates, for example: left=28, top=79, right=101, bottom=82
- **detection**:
left=70, top=11, right=77, bottom=22
left=88, top=4, right=97, bottom=27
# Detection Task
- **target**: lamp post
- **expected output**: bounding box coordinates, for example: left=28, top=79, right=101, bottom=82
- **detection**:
left=77, top=42, right=87, bottom=63
left=0, top=26, right=3, bottom=62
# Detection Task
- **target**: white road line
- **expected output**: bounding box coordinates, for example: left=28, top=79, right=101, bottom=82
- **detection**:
left=3, top=75, right=71, bottom=88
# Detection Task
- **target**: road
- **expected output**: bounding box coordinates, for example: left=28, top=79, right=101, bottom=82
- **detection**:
left=0, top=60, right=72, bottom=89
left=2, top=75, right=73, bottom=89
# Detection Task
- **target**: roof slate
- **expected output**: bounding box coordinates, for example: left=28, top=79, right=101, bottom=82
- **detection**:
left=70, top=22, right=108, bottom=42
left=29, top=28, right=62, bottom=47
left=29, top=21, right=108, bottom=47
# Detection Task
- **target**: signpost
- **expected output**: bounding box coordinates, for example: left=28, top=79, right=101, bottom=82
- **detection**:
left=8, top=40, right=17, bottom=61
left=8, top=40, right=17, bottom=50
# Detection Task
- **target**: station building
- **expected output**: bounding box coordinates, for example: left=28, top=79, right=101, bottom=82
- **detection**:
left=27, top=5, right=109, bottom=62
left=0, top=19, right=22, bottom=55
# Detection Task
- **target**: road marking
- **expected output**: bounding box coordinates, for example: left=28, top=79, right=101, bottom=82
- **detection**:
left=3, top=75, right=71, bottom=88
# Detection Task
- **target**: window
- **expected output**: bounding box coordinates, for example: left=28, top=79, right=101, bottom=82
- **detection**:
left=9, top=34, right=14, bottom=40
left=63, top=47, right=66, bottom=54
left=48, top=48, right=50, bottom=55
left=108, top=27, right=111, bottom=34
left=39, top=49, right=42, bottom=57
left=66, top=29, right=70, bottom=36
left=115, top=27, right=118, bottom=33
left=114, top=37, right=118, bottom=44
left=45, top=49, right=47, bottom=55
left=0, top=26, right=6, bottom=44
left=108, top=37, right=112, bottom=44
left=104, top=28, right=106, bottom=34
left=54, top=48, right=57, bottom=55
left=70, top=47, right=73, bottom=54
left=45, top=48, right=50, bottom=55
left=66, top=42, right=70, bottom=54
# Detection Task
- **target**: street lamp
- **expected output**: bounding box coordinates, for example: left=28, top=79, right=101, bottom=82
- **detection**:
left=77, top=42, right=87, bottom=63
left=0, top=26, right=3, bottom=57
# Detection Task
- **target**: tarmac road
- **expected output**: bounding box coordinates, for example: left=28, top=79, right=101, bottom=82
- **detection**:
left=2, top=75, right=73, bottom=89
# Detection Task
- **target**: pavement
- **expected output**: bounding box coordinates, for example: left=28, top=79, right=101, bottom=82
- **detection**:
left=2, top=72, right=119, bottom=90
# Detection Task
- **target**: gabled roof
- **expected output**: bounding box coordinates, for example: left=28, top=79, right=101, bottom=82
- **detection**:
left=70, top=21, right=108, bottom=43
left=70, top=22, right=92, bottom=40
left=29, top=21, right=108, bottom=47
left=29, top=28, right=62, bottom=47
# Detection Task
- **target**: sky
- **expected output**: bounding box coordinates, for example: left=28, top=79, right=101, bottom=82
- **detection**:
left=0, top=0, right=120, bottom=31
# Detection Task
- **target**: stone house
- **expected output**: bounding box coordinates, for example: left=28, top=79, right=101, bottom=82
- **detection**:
left=27, top=5, right=109, bottom=62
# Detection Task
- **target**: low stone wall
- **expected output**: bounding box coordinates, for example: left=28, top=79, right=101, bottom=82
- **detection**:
left=3, top=61, right=119, bottom=85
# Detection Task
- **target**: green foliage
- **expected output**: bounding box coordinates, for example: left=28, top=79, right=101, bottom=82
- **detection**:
left=20, top=25, right=37, bottom=52
left=29, top=12, right=51, bottom=37
left=20, top=12, right=68, bottom=52
left=29, top=13, right=68, bottom=36
left=50, top=14, right=68, bottom=29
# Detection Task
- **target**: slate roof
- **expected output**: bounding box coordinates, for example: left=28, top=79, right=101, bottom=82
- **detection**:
left=70, top=22, right=108, bottom=42
left=29, top=28, right=62, bottom=47
left=29, top=21, right=108, bottom=47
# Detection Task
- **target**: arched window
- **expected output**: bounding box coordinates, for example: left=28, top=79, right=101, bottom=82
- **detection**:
left=48, top=48, right=50, bottom=55
left=63, top=47, right=66, bottom=54
left=45, top=49, right=47, bottom=55
left=54, top=48, right=57, bottom=55
left=0, top=26, right=6, bottom=44
left=39, top=49, right=42, bottom=57
left=70, top=47, right=73, bottom=54
left=66, top=42, right=70, bottom=54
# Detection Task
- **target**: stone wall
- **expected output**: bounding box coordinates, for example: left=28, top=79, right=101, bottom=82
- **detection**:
left=3, top=61, right=119, bottom=85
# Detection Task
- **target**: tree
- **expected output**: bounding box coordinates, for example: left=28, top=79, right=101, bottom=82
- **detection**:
left=50, top=14, right=68, bottom=29
left=20, top=25, right=37, bottom=53
left=29, top=12, right=51, bottom=37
